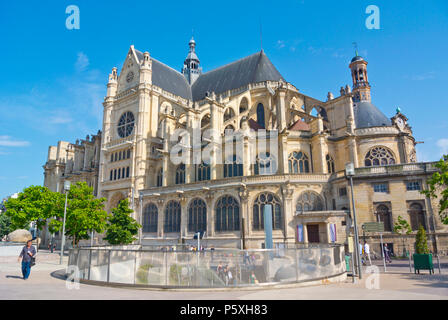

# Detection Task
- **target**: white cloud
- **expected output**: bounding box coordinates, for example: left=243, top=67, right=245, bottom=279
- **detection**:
left=411, top=72, right=435, bottom=81
left=276, top=40, right=285, bottom=49
left=75, top=52, right=89, bottom=72
left=0, top=136, right=30, bottom=147
left=437, top=138, right=448, bottom=156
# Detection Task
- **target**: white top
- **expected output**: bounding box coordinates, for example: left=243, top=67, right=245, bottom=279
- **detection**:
left=364, top=243, right=370, bottom=254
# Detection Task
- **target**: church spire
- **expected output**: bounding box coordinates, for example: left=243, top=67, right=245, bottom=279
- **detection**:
left=182, top=37, right=202, bottom=84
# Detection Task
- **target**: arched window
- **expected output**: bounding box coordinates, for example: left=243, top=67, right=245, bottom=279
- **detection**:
left=409, top=203, right=426, bottom=231
left=254, top=152, right=277, bottom=175
left=215, top=195, right=240, bottom=232
left=196, top=162, right=210, bottom=181
left=143, top=203, right=158, bottom=233
left=296, top=191, right=324, bottom=213
left=326, top=154, right=335, bottom=174
left=224, top=108, right=235, bottom=122
left=375, top=204, right=392, bottom=232
left=156, top=168, right=163, bottom=187
left=252, top=193, right=282, bottom=230
left=224, top=155, right=243, bottom=178
left=164, top=201, right=181, bottom=233
left=224, top=124, right=235, bottom=133
left=364, top=147, right=396, bottom=167
left=200, top=114, right=210, bottom=129
left=288, top=151, right=310, bottom=173
left=188, top=198, right=207, bottom=233
left=175, top=164, right=185, bottom=185
left=256, top=103, right=265, bottom=128
left=239, top=98, right=248, bottom=114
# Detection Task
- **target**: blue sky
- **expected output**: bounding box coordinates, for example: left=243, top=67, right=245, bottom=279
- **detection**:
left=0, top=0, right=447, bottom=198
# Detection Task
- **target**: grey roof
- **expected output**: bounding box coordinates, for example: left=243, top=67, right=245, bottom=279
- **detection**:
left=351, top=55, right=365, bottom=63
left=353, top=101, right=391, bottom=128
left=135, top=49, right=284, bottom=102
left=191, top=51, right=284, bottom=101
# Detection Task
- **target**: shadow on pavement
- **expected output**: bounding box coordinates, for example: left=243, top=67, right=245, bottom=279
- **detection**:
left=50, top=269, right=68, bottom=281
left=6, top=275, right=23, bottom=280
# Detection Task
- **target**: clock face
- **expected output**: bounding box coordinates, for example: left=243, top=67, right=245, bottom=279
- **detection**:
left=126, top=71, right=134, bottom=83
left=396, top=117, right=405, bottom=129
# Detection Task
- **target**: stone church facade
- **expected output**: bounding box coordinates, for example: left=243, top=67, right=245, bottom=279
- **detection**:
left=44, top=39, right=448, bottom=253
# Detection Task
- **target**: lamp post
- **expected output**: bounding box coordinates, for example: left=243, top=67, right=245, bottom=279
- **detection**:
left=345, top=162, right=362, bottom=279
left=59, top=181, right=70, bottom=265
left=138, top=193, right=143, bottom=245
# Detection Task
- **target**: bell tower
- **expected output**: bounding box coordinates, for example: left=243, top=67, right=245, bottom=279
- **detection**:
left=349, top=54, right=371, bottom=102
left=182, top=37, right=202, bottom=84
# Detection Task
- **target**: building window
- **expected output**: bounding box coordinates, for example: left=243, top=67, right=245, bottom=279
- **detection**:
left=254, top=152, right=277, bottom=175
left=239, top=97, right=248, bottom=113
left=339, top=187, right=347, bottom=197
left=296, top=191, right=324, bottom=213
left=164, top=201, right=181, bottom=233
left=127, top=149, right=131, bottom=159
left=288, top=151, right=310, bottom=173
left=256, top=103, right=265, bottom=128
left=188, top=198, right=207, bottom=233
left=224, top=155, right=243, bottom=178
left=215, top=195, right=240, bottom=232
left=110, top=170, right=113, bottom=181
left=326, top=154, right=335, bottom=174
left=375, top=204, right=392, bottom=232
left=364, top=146, right=396, bottom=167
left=409, top=203, right=426, bottom=231
left=114, top=153, right=118, bottom=162
left=117, top=111, right=135, bottom=138
left=126, top=166, right=130, bottom=178
left=373, top=183, right=388, bottom=193
left=143, top=203, right=158, bottom=233
left=110, top=154, right=114, bottom=162
left=175, top=164, right=186, bottom=185
left=114, top=169, right=117, bottom=180
left=406, top=181, right=421, bottom=191
left=156, top=168, right=163, bottom=187
left=119, top=151, right=122, bottom=161
left=196, top=162, right=210, bottom=181
left=223, top=108, right=235, bottom=122
left=252, top=192, right=282, bottom=230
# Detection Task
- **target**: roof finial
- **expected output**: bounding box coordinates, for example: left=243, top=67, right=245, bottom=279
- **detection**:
left=352, top=42, right=359, bottom=56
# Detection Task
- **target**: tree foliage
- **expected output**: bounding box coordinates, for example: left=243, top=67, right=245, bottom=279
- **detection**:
left=394, top=215, right=412, bottom=235
left=48, top=182, right=109, bottom=246
left=415, top=225, right=429, bottom=254
left=104, top=199, right=141, bottom=245
left=421, top=155, right=448, bottom=225
left=0, top=213, right=13, bottom=238
left=4, top=185, right=61, bottom=231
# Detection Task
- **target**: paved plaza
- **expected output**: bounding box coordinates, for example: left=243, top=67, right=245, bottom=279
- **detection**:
left=1, top=250, right=447, bottom=300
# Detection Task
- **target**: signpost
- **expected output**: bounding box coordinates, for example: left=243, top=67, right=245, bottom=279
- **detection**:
left=362, top=222, right=386, bottom=272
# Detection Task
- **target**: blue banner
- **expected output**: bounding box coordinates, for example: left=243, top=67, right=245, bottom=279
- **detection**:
left=263, top=204, right=273, bottom=249
left=297, top=224, right=304, bottom=242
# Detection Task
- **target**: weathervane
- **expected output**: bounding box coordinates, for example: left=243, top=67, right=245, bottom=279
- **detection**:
left=352, top=42, right=359, bottom=56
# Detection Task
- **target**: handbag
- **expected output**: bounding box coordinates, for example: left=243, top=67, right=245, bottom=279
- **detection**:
left=30, top=255, right=36, bottom=267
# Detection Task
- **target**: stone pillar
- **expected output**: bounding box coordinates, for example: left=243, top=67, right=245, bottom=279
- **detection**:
left=150, top=94, right=159, bottom=137
left=239, top=188, right=250, bottom=247
left=303, top=223, right=308, bottom=244
left=180, top=196, right=188, bottom=239
left=276, top=89, right=287, bottom=131
left=206, top=192, right=215, bottom=237
left=157, top=199, right=165, bottom=238
left=278, top=133, right=288, bottom=174
left=282, top=185, right=294, bottom=243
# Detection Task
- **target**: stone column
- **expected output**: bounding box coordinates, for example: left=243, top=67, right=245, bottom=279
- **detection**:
left=157, top=199, right=165, bottom=238
left=180, top=195, right=188, bottom=239
left=276, top=88, right=287, bottom=132
left=205, top=192, right=215, bottom=237
left=281, top=185, right=294, bottom=243
left=239, top=188, right=250, bottom=248
left=278, top=133, right=288, bottom=174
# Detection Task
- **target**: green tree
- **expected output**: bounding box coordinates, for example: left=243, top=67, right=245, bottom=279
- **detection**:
left=0, top=213, right=13, bottom=238
left=394, top=215, right=412, bottom=257
left=421, top=155, right=448, bottom=225
left=4, top=185, right=61, bottom=232
left=104, top=199, right=141, bottom=245
left=415, top=225, right=430, bottom=254
left=48, top=182, right=109, bottom=246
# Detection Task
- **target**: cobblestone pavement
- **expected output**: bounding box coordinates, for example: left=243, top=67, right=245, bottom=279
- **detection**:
left=1, top=252, right=447, bottom=300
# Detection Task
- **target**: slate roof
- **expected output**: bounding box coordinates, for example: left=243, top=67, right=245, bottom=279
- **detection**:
left=353, top=101, right=391, bottom=128
left=135, top=49, right=284, bottom=101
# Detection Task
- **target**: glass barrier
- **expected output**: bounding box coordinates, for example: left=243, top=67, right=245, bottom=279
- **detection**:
left=68, top=245, right=345, bottom=288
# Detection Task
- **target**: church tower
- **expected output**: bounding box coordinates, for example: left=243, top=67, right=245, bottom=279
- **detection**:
left=349, top=54, right=371, bottom=102
left=182, top=37, right=202, bottom=84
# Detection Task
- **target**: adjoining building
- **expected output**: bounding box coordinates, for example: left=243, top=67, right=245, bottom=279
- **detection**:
left=43, top=39, right=448, bottom=253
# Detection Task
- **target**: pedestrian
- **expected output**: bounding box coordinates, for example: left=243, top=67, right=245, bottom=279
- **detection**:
left=243, top=251, right=250, bottom=265
left=18, top=240, right=36, bottom=280
left=383, top=243, right=392, bottom=263
left=226, top=266, right=233, bottom=286
left=364, top=242, right=372, bottom=266
left=249, top=271, right=258, bottom=284
left=359, top=242, right=365, bottom=266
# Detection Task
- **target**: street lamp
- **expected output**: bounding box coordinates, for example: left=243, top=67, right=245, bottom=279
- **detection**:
left=59, top=181, right=70, bottom=265
left=345, top=162, right=362, bottom=279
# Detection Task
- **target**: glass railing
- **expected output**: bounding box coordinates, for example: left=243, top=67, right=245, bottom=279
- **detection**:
left=67, top=244, right=346, bottom=288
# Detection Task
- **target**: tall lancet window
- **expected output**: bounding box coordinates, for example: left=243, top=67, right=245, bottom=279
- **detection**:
left=257, top=103, right=265, bottom=129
